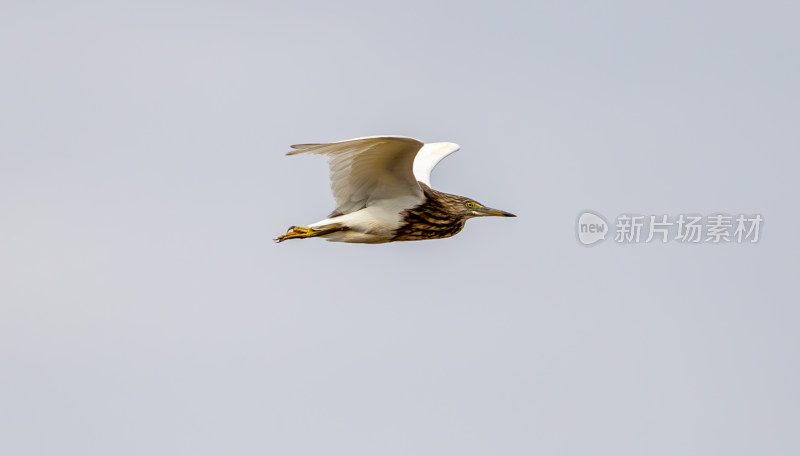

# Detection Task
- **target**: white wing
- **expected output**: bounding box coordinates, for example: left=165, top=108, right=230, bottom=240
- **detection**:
left=412, top=142, right=460, bottom=186
left=288, top=136, right=425, bottom=215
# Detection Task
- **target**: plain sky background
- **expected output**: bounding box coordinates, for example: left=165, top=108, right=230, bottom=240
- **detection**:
left=2, top=1, right=799, bottom=455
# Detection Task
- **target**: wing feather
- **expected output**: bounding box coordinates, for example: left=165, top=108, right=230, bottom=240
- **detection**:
left=412, top=142, right=460, bottom=186
left=287, top=136, right=426, bottom=215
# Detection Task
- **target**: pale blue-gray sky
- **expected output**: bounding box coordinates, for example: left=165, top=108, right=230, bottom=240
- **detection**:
left=1, top=1, right=799, bottom=455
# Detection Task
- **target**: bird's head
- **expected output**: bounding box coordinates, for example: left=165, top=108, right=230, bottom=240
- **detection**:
left=457, top=197, right=516, bottom=220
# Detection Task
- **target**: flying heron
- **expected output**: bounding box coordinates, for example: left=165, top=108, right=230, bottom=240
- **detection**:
left=275, top=136, right=516, bottom=243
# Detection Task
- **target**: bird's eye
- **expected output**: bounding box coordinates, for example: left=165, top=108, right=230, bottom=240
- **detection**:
left=466, top=202, right=475, bottom=209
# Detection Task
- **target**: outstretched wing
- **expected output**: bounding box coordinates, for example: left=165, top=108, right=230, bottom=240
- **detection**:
left=288, top=136, right=426, bottom=215
left=412, top=142, right=460, bottom=187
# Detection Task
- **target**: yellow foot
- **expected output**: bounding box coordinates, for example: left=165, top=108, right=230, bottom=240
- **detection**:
left=275, top=226, right=311, bottom=243
left=274, top=225, right=347, bottom=243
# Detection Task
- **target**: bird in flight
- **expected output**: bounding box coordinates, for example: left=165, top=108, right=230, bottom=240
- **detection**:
left=275, top=136, right=515, bottom=243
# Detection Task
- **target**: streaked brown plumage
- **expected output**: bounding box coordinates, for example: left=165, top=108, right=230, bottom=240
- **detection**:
left=391, top=183, right=471, bottom=241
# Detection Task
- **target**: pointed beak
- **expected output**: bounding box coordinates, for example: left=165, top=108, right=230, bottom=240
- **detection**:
left=478, top=206, right=516, bottom=217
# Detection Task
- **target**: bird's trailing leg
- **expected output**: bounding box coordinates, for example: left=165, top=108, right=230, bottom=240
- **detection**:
left=275, top=225, right=347, bottom=243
